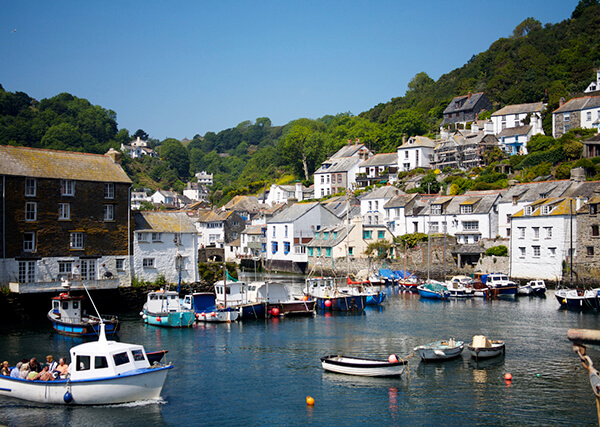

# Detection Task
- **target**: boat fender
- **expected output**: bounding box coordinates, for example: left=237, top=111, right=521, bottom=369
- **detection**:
left=434, top=350, right=446, bottom=357
left=63, top=391, right=73, bottom=403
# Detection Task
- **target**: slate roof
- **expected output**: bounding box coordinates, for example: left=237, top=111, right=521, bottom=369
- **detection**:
left=497, top=125, right=533, bottom=138
left=492, top=102, right=545, bottom=116
left=562, top=181, right=600, bottom=200
left=360, top=186, right=404, bottom=200
left=332, top=143, right=369, bottom=159
left=419, top=192, right=500, bottom=216
left=358, top=152, right=398, bottom=168
left=499, top=180, right=573, bottom=203
left=196, top=210, right=224, bottom=223
left=398, top=136, right=436, bottom=149
left=269, top=202, right=319, bottom=223
left=306, top=224, right=351, bottom=248
left=221, top=195, right=261, bottom=213
left=321, top=196, right=361, bottom=219
left=0, top=145, right=132, bottom=183
left=315, top=156, right=362, bottom=174
left=242, top=224, right=264, bottom=235
left=443, top=92, right=487, bottom=114
left=383, top=194, right=419, bottom=209
left=553, top=96, right=600, bottom=114
left=134, top=211, right=198, bottom=233
left=512, top=197, right=577, bottom=218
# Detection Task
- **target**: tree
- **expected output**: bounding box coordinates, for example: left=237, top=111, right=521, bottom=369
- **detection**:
left=512, top=17, right=542, bottom=38
left=133, top=129, right=149, bottom=141
left=280, top=119, right=325, bottom=181
left=159, top=138, right=190, bottom=178
left=572, top=0, right=599, bottom=19
left=364, top=240, right=393, bottom=260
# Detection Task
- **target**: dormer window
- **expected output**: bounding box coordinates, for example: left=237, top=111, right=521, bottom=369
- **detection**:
left=525, top=206, right=534, bottom=215
left=431, top=205, right=442, bottom=215
left=460, top=205, right=473, bottom=214
left=591, top=204, right=598, bottom=215
left=541, top=205, right=553, bottom=215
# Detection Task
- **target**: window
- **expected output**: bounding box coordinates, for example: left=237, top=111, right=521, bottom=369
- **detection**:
left=76, top=355, right=91, bottom=371
left=462, top=221, right=479, bottom=231
left=113, top=352, right=130, bottom=366
left=533, top=227, right=540, bottom=239
left=132, top=349, right=145, bottom=362
left=541, top=205, right=553, bottom=215
left=525, top=206, right=533, bottom=215
left=431, top=205, right=441, bottom=215
left=317, top=248, right=321, bottom=256
left=544, top=227, right=553, bottom=239
left=429, top=222, right=439, bottom=233
left=404, top=151, right=409, bottom=159
left=95, top=356, right=109, bottom=369
left=587, top=112, right=592, bottom=121
left=549, top=247, right=556, bottom=257
left=104, top=183, right=114, bottom=199
left=460, top=205, right=473, bottom=214
left=378, top=230, right=385, bottom=239
left=25, top=202, right=37, bottom=221
left=59, top=261, right=73, bottom=275
left=323, top=232, right=329, bottom=240
left=333, top=231, right=338, bottom=239
left=294, top=245, right=306, bottom=254
left=116, top=259, right=125, bottom=270
left=284, top=225, right=288, bottom=238
left=563, top=112, right=570, bottom=122
left=363, top=230, right=372, bottom=239
left=272, top=226, right=276, bottom=238
left=368, top=201, right=372, bottom=211
left=70, top=232, right=84, bottom=249
left=18, top=261, right=35, bottom=283
left=416, top=151, right=419, bottom=165
left=348, top=247, right=354, bottom=256
left=587, top=246, right=595, bottom=256
left=142, top=258, right=155, bottom=268
left=272, top=242, right=278, bottom=254
left=137, top=232, right=148, bottom=242
left=326, top=248, right=332, bottom=257
left=591, top=204, right=598, bottom=215
left=519, top=247, right=526, bottom=258
left=261, top=243, right=266, bottom=253
left=331, top=174, right=336, bottom=184
left=532, top=246, right=541, bottom=257
left=23, top=232, right=35, bottom=252
left=103, top=205, right=114, bottom=221
left=61, top=180, right=75, bottom=196
left=283, top=241, right=290, bottom=254
left=80, top=259, right=96, bottom=280
left=308, top=247, right=313, bottom=257
left=337, top=174, right=342, bottom=183
left=59, top=203, right=70, bottom=220
left=593, top=225, right=600, bottom=237
left=151, top=233, right=161, bottom=242
left=25, top=178, right=36, bottom=196
left=563, top=124, right=570, bottom=133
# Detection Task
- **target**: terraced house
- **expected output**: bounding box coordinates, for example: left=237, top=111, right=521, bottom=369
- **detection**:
left=0, top=146, right=132, bottom=292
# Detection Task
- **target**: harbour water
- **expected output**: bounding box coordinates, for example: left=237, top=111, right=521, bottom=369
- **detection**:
left=0, top=278, right=599, bottom=426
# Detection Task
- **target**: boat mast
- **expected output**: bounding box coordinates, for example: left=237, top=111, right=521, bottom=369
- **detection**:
left=570, top=198, right=573, bottom=287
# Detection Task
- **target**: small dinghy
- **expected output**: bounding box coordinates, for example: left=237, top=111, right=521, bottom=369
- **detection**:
left=320, top=354, right=407, bottom=377
left=415, top=338, right=464, bottom=361
left=467, top=335, right=505, bottom=360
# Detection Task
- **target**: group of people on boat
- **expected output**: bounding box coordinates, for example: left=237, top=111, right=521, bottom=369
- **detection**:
left=1, top=355, right=69, bottom=381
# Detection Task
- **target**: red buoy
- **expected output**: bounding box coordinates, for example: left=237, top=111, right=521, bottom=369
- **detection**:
left=211, top=312, right=216, bottom=317
left=324, top=300, right=332, bottom=308
left=505, top=373, right=512, bottom=381
left=271, top=307, right=280, bottom=316
left=388, top=354, right=398, bottom=363
left=156, top=317, right=161, bottom=322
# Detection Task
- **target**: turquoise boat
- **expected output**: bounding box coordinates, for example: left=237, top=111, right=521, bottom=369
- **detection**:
left=141, top=289, right=195, bottom=327
left=417, top=282, right=450, bottom=300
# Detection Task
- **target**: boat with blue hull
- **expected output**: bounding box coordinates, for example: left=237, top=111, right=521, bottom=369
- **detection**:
left=417, top=282, right=450, bottom=299
left=305, top=276, right=366, bottom=312
left=555, top=287, right=600, bottom=309
left=482, top=273, right=518, bottom=297
left=415, top=339, right=464, bottom=361
left=214, top=279, right=267, bottom=320
left=48, top=291, right=120, bottom=337
left=141, top=289, right=195, bottom=327
left=182, top=292, right=239, bottom=323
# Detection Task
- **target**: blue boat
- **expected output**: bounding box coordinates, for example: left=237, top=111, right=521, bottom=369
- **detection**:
left=482, top=273, right=518, bottom=297
left=141, top=289, right=195, bottom=327
left=48, top=292, right=120, bottom=337
left=305, top=277, right=366, bottom=312
left=182, top=292, right=239, bottom=322
left=417, top=282, right=450, bottom=299
left=378, top=269, right=398, bottom=286
left=214, top=279, right=267, bottom=320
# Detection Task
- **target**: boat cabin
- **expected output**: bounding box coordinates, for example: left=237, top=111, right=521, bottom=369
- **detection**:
left=247, top=281, right=291, bottom=304
left=146, top=290, right=184, bottom=314
left=304, top=277, right=346, bottom=298
left=51, top=293, right=85, bottom=323
left=182, top=292, right=216, bottom=312
left=69, top=333, right=151, bottom=380
left=214, top=280, right=249, bottom=306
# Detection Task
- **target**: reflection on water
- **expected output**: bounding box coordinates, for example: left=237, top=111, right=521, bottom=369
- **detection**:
left=0, top=285, right=598, bottom=426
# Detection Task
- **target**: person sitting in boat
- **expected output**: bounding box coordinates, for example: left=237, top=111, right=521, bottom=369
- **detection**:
left=28, top=357, right=41, bottom=373
left=19, top=363, right=30, bottom=379
left=45, top=355, right=57, bottom=372
left=10, top=361, right=22, bottom=378
left=55, top=358, right=69, bottom=378
left=1, top=361, right=10, bottom=376
left=29, top=366, right=55, bottom=381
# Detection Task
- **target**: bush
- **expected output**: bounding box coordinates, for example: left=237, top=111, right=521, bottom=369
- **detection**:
left=485, top=245, right=508, bottom=257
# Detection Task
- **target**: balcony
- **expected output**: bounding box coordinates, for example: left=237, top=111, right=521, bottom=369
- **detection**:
left=9, top=277, right=121, bottom=294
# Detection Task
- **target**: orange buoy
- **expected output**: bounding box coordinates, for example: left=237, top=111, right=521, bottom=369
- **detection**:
left=505, top=373, right=512, bottom=381
left=388, top=354, right=398, bottom=363
left=306, top=396, right=315, bottom=406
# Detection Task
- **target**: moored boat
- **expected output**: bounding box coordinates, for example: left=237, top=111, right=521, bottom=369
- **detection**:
left=444, top=277, right=474, bottom=298
left=182, top=292, right=239, bottom=323
left=214, top=279, right=267, bottom=320
left=141, top=289, right=195, bottom=327
left=555, top=287, right=600, bottom=309
left=528, top=279, right=547, bottom=296
left=342, top=277, right=387, bottom=305
left=247, top=281, right=316, bottom=316
left=304, top=276, right=366, bottom=312
left=483, top=273, right=518, bottom=297
left=320, top=354, right=407, bottom=377
left=467, top=335, right=506, bottom=360
left=415, top=339, right=464, bottom=361
left=417, top=282, right=450, bottom=299
left=0, top=324, right=172, bottom=405
left=48, top=290, right=120, bottom=337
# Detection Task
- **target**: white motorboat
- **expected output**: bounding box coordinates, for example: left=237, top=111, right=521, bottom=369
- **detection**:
left=444, top=277, right=474, bottom=298
left=518, top=282, right=532, bottom=295
left=0, top=324, right=172, bottom=405
left=141, top=289, right=195, bottom=327
left=320, top=355, right=407, bottom=377
left=247, top=281, right=316, bottom=316
left=415, top=339, right=465, bottom=361
left=467, top=335, right=506, bottom=360
left=528, top=280, right=547, bottom=296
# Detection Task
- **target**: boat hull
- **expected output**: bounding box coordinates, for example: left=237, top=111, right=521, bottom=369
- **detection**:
left=320, top=355, right=406, bottom=377
left=365, top=292, right=387, bottom=305
left=47, top=312, right=120, bottom=337
left=0, top=366, right=172, bottom=405
left=416, top=341, right=464, bottom=361
left=467, top=342, right=505, bottom=360
left=268, top=300, right=316, bottom=316
left=237, top=302, right=266, bottom=320
left=316, top=295, right=366, bottom=311
left=143, top=311, right=195, bottom=327
left=417, top=286, right=449, bottom=300
left=555, top=288, right=600, bottom=309
left=195, top=310, right=239, bottom=322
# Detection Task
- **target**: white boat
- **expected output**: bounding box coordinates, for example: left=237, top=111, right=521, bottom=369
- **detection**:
left=414, top=339, right=465, bottom=361
left=320, top=355, right=407, bottom=377
left=518, top=282, right=532, bottom=295
left=247, top=281, right=316, bottom=316
left=528, top=279, right=547, bottom=296
left=467, top=335, right=506, bottom=360
left=214, top=279, right=267, bottom=319
left=141, top=289, right=195, bottom=327
left=182, top=292, right=239, bottom=323
left=0, top=324, right=172, bottom=405
left=444, top=276, right=474, bottom=298
left=484, top=273, right=518, bottom=297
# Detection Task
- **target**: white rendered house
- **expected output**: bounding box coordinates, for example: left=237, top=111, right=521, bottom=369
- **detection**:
left=397, top=136, right=436, bottom=172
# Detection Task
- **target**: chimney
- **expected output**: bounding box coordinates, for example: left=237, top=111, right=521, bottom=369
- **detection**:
left=559, top=97, right=566, bottom=108
left=543, top=88, right=549, bottom=104
left=402, top=134, right=407, bottom=145
left=105, top=148, right=122, bottom=164
left=570, top=167, right=585, bottom=182
left=347, top=139, right=351, bottom=146
left=468, top=91, right=472, bottom=99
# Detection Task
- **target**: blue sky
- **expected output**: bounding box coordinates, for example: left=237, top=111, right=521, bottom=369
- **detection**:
left=2, top=0, right=579, bottom=141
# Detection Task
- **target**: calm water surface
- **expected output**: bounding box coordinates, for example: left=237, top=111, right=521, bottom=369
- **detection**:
left=1, top=278, right=599, bottom=426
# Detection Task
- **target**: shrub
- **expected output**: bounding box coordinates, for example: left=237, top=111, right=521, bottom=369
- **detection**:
left=485, top=245, right=508, bottom=257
